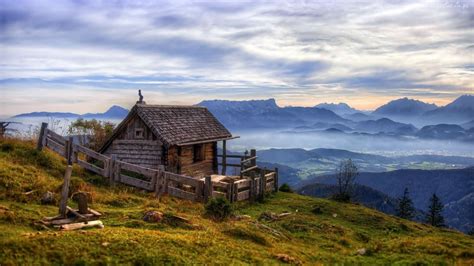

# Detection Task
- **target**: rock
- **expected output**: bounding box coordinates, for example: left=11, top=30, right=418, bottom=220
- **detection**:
left=234, top=215, right=251, bottom=221
left=41, top=191, right=55, bottom=205
left=357, top=248, right=367, bottom=255
left=275, top=253, right=302, bottom=265
left=332, top=213, right=338, bottom=218
left=101, top=242, right=110, bottom=247
left=143, top=210, right=164, bottom=223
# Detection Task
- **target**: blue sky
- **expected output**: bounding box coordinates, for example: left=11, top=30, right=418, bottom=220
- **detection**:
left=0, top=0, right=473, bottom=116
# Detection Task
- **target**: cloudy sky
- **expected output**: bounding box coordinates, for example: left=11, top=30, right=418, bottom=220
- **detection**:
left=0, top=0, right=473, bottom=116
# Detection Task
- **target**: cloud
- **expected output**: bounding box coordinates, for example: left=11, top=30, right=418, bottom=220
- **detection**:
left=0, top=0, right=473, bottom=115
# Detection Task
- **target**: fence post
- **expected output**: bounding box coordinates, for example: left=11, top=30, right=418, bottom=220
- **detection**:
left=37, top=122, right=48, bottom=151
left=162, top=171, right=169, bottom=195
left=227, top=182, right=234, bottom=203
left=250, top=149, right=257, bottom=167
left=274, top=167, right=279, bottom=192
left=114, top=158, right=121, bottom=183
left=249, top=172, right=256, bottom=202
left=232, top=182, right=238, bottom=202
left=259, top=169, right=266, bottom=200
left=58, top=165, right=73, bottom=218
left=221, top=140, right=227, bottom=175
left=109, top=155, right=117, bottom=186
left=204, top=176, right=212, bottom=202
left=66, top=136, right=74, bottom=165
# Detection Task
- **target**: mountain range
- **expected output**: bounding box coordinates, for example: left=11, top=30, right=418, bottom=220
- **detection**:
left=13, top=105, right=129, bottom=119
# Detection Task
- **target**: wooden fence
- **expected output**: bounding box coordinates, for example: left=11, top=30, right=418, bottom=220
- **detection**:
left=37, top=123, right=278, bottom=203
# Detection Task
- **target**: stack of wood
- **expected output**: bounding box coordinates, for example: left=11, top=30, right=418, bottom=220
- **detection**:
left=42, top=164, right=103, bottom=230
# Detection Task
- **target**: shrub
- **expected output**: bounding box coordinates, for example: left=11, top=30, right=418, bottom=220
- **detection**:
left=0, top=143, right=14, bottom=152
left=279, top=183, right=293, bottom=193
left=205, top=197, right=233, bottom=221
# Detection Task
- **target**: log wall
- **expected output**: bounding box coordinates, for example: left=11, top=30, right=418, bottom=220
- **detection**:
left=174, top=143, right=215, bottom=178
left=103, top=116, right=162, bottom=169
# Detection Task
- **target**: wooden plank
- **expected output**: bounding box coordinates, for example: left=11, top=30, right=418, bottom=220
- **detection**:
left=74, top=144, right=109, bottom=161
left=241, top=156, right=257, bottom=164
left=77, top=159, right=104, bottom=175
left=241, top=165, right=258, bottom=174
left=236, top=179, right=251, bottom=189
left=165, top=172, right=202, bottom=187
left=237, top=190, right=250, bottom=201
left=120, top=174, right=154, bottom=191
left=168, top=187, right=197, bottom=201
left=217, top=154, right=244, bottom=158
left=218, top=163, right=242, bottom=167
left=59, top=220, right=103, bottom=231
left=118, top=160, right=158, bottom=177
left=212, top=181, right=229, bottom=189
left=212, top=191, right=226, bottom=198
left=264, top=172, right=275, bottom=178
left=46, top=129, right=66, bottom=145
left=46, top=137, right=65, bottom=157
left=113, top=139, right=161, bottom=145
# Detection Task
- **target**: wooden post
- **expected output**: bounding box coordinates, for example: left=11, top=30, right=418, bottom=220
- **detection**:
left=162, top=172, right=169, bottom=195
left=240, top=157, right=244, bottom=179
left=274, top=167, right=279, bottom=192
left=114, top=159, right=121, bottom=183
left=37, top=122, right=48, bottom=151
left=250, top=149, right=257, bottom=167
left=227, top=182, right=234, bottom=203
left=232, top=182, right=238, bottom=203
left=212, top=142, right=218, bottom=174
left=66, top=136, right=74, bottom=165
left=109, top=155, right=117, bottom=186
left=221, top=140, right=227, bottom=175
left=249, top=172, right=256, bottom=202
left=59, top=165, right=73, bottom=217
left=204, top=176, right=212, bottom=202
left=259, top=169, right=266, bottom=200
left=73, top=192, right=89, bottom=214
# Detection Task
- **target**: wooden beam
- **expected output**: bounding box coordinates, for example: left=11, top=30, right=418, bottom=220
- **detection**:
left=59, top=165, right=73, bottom=218
left=177, top=136, right=239, bottom=146
left=221, top=140, right=227, bottom=175
left=241, top=165, right=258, bottom=174
left=37, top=122, right=48, bottom=151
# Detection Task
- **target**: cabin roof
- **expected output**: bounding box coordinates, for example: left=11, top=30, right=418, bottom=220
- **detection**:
left=100, top=104, right=232, bottom=151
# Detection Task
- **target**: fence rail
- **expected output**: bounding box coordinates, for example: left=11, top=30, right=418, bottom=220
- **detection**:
left=37, top=123, right=278, bottom=203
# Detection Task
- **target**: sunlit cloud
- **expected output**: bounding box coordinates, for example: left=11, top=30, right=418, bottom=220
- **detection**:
left=0, top=0, right=472, bottom=115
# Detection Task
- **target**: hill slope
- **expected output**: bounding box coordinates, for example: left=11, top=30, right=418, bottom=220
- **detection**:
left=1, top=139, right=473, bottom=265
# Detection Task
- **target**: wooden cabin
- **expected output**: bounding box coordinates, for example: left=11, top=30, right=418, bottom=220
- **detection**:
left=99, top=103, right=234, bottom=178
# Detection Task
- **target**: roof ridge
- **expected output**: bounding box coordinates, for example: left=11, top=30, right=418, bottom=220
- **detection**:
left=136, top=104, right=205, bottom=108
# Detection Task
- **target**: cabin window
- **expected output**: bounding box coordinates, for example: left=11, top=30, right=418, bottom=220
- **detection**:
left=193, top=144, right=205, bottom=162
left=135, top=128, right=144, bottom=139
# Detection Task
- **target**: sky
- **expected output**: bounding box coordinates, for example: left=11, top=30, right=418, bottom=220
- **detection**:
left=0, top=0, right=473, bottom=116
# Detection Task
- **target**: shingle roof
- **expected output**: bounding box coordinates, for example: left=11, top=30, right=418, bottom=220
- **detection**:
left=136, top=104, right=232, bottom=145
left=100, top=104, right=232, bottom=151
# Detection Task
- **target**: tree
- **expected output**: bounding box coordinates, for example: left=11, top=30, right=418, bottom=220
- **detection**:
left=396, top=187, right=415, bottom=220
left=425, top=193, right=445, bottom=227
left=68, top=118, right=115, bottom=150
left=0, top=122, right=10, bottom=138
left=333, top=159, right=358, bottom=202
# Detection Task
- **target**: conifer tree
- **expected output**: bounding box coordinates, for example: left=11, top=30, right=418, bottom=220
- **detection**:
left=396, top=187, right=415, bottom=220
left=425, top=193, right=445, bottom=227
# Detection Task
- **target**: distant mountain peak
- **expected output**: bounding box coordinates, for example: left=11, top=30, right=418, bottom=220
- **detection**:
left=373, top=97, right=437, bottom=116
left=314, top=102, right=359, bottom=115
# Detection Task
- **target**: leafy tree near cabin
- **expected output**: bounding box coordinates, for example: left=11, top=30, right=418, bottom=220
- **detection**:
left=68, top=118, right=115, bottom=150
left=425, top=193, right=445, bottom=227
left=396, top=187, right=415, bottom=220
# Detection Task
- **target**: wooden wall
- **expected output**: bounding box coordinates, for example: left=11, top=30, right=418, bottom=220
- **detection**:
left=103, top=115, right=162, bottom=169
left=167, top=143, right=215, bottom=178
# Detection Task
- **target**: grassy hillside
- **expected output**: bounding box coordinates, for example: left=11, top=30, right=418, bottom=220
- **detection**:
left=1, top=139, right=473, bottom=265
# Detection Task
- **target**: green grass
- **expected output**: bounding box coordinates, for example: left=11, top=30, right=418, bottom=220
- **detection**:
left=1, top=138, right=473, bottom=265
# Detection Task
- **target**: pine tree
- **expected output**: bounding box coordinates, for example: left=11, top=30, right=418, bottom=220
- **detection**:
left=396, top=187, right=415, bottom=220
left=425, top=193, right=445, bottom=227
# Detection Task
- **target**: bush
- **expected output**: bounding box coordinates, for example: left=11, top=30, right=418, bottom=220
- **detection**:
left=205, top=197, right=233, bottom=221
left=0, top=143, right=14, bottom=152
left=279, top=183, right=293, bottom=193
